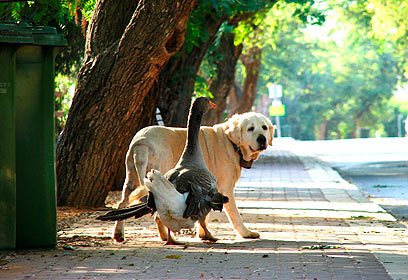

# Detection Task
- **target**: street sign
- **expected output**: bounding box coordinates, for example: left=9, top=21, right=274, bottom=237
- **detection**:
left=267, top=83, right=285, bottom=137
left=268, top=84, right=283, bottom=99
left=269, top=104, right=285, bottom=116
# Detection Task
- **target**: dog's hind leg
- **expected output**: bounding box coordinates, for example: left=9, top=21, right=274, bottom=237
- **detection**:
left=154, top=214, right=168, bottom=241
left=113, top=145, right=149, bottom=242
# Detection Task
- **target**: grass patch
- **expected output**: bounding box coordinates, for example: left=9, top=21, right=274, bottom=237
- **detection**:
left=350, top=215, right=374, bottom=220
left=302, top=245, right=342, bottom=250
left=372, top=184, right=395, bottom=188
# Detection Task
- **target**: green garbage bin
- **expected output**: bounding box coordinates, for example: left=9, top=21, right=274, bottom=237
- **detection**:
left=0, top=22, right=66, bottom=249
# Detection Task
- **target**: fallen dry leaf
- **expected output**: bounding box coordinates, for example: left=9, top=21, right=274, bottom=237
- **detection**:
left=164, top=255, right=182, bottom=259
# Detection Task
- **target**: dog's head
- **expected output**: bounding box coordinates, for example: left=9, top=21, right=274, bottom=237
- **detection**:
left=224, top=112, right=274, bottom=161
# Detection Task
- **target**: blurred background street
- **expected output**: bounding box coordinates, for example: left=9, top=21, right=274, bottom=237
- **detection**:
left=299, top=137, right=408, bottom=220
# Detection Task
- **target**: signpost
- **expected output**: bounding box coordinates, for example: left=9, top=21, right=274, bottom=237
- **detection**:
left=269, top=100, right=285, bottom=117
left=267, top=84, right=285, bottom=137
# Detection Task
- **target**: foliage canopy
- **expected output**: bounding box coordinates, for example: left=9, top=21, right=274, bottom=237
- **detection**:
left=1, top=0, right=407, bottom=139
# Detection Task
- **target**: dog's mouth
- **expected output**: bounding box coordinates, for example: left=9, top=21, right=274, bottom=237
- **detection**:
left=249, top=145, right=259, bottom=153
left=249, top=145, right=266, bottom=152
left=258, top=144, right=267, bottom=151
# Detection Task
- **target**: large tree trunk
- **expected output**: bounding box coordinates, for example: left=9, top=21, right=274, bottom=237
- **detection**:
left=202, top=24, right=243, bottom=125
left=111, top=84, right=159, bottom=191
left=230, top=46, right=262, bottom=115
left=56, top=0, right=196, bottom=207
left=353, top=117, right=361, bottom=138
left=227, top=81, right=243, bottom=114
left=319, top=119, right=328, bottom=140
left=157, top=9, right=226, bottom=127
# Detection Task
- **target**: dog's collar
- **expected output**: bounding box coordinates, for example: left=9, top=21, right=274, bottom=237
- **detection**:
left=230, top=141, right=253, bottom=169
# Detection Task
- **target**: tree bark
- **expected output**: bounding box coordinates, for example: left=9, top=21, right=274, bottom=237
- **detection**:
left=319, top=119, right=328, bottom=140
left=353, top=117, right=361, bottom=138
left=230, top=46, right=262, bottom=115
left=202, top=24, right=243, bottom=125
left=56, top=0, right=196, bottom=206
left=227, top=81, right=243, bottom=114
left=156, top=10, right=226, bottom=127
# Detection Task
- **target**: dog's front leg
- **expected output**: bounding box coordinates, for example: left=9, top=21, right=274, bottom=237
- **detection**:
left=222, top=187, right=260, bottom=239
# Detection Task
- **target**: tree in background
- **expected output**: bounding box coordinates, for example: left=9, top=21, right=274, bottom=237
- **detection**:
left=156, top=0, right=277, bottom=127
left=341, top=0, right=408, bottom=137
left=249, top=2, right=332, bottom=139
left=320, top=0, right=399, bottom=138
left=199, top=0, right=324, bottom=124
left=255, top=0, right=400, bottom=140
left=201, top=20, right=244, bottom=125
left=362, top=0, right=408, bottom=80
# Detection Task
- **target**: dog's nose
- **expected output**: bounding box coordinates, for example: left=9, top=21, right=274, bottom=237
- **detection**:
left=257, top=135, right=267, bottom=150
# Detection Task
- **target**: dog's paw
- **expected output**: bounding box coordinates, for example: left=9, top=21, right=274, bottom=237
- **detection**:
left=200, top=234, right=218, bottom=243
left=113, top=231, right=125, bottom=242
left=113, top=222, right=126, bottom=242
left=242, top=230, right=260, bottom=239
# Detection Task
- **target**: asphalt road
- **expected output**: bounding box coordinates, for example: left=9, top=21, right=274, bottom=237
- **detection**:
left=298, top=137, right=408, bottom=219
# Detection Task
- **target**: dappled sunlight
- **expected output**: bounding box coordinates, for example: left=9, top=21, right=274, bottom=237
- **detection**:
left=237, top=199, right=383, bottom=212
left=240, top=208, right=396, bottom=221
left=236, top=181, right=358, bottom=190
left=236, top=199, right=395, bottom=220
left=53, top=217, right=408, bottom=279
left=371, top=198, right=408, bottom=206
left=3, top=208, right=406, bottom=279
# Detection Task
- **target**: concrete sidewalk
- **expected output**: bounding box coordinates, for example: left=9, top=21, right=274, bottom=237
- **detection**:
left=1, top=138, right=407, bottom=279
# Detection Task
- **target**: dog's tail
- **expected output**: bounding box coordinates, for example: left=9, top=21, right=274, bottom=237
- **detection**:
left=96, top=202, right=152, bottom=221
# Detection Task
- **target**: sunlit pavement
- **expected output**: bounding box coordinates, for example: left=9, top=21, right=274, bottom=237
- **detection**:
left=296, top=137, right=408, bottom=220
left=1, top=138, right=407, bottom=279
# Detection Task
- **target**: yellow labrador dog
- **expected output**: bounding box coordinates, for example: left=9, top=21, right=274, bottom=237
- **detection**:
left=113, top=112, right=274, bottom=242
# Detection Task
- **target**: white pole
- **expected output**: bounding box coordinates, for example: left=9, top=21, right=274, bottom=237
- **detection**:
left=275, top=115, right=281, bottom=137
left=398, top=114, right=403, bottom=137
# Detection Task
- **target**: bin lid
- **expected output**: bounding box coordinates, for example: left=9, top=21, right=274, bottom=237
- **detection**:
left=0, top=22, right=67, bottom=46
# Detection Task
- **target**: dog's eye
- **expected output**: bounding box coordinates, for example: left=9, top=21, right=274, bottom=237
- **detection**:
left=248, top=127, right=255, bottom=132
left=262, top=125, right=267, bottom=130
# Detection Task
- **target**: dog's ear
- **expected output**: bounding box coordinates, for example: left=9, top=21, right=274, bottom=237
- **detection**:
left=225, top=114, right=242, bottom=145
left=266, top=118, right=275, bottom=146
